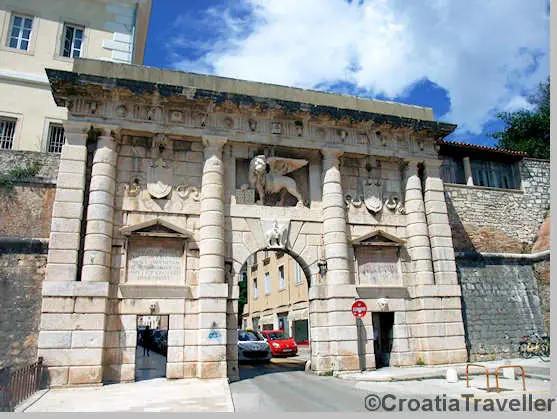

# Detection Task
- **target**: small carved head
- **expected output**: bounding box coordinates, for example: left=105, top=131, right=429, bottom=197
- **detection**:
left=377, top=298, right=389, bottom=312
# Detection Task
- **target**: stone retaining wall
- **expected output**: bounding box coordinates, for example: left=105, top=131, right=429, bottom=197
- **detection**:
left=446, top=158, right=550, bottom=252
left=0, top=150, right=59, bottom=238
left=0, top=239, right=48, bottom=369
left=457, top=255, right=546, bottom=361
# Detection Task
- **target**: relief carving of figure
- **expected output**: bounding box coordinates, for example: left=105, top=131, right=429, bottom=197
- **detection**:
left=248, top=155, right=307, bottom=206
left=265, top=220, right=288, bottom=248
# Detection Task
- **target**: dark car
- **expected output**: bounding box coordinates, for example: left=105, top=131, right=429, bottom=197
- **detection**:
left=237, top=329, right=272, bottom=362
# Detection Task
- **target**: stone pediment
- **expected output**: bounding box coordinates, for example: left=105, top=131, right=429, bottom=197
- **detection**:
left=120, top=218, right=191, bottom=238
left=352, top=230, right=405, bottom=247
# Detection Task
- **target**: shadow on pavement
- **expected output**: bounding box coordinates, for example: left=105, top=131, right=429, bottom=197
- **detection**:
left=238, top=358, right=306, bottom=380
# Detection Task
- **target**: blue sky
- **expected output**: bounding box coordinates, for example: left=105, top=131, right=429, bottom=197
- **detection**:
left=144, top=0, right=549, bottom=146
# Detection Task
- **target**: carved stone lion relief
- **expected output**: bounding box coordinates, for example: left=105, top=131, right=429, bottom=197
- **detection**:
left=248, top=155, right=308, bottom=207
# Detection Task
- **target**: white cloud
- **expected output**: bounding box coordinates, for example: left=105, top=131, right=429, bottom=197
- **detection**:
left=169, top=0, right=549, bottom=135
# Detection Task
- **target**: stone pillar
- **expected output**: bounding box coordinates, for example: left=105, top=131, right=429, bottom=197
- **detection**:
left=321, top=150, right=350, bottom=285
left=463, top=157, right=473, bottom=186
left=423, top=160, right=458, bottom=286
left=404, top=160, right=434, bottom=285
left=81, top=134, right=118, bottom=282
left=38, top=124, right=112, bottom=386
left=309, top=150, right=360, bottom=375
left=196, top=135, right=228, bottom=378
left=417, top=160, right=467, bottom=364
left=44, top=122, right=88, bottom=282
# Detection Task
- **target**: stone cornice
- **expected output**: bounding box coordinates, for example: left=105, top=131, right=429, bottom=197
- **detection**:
left=46, top=68, right=457, bottom=138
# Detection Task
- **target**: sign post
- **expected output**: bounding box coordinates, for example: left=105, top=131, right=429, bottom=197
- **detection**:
left=352, top=300, right=368, bottom=371
left=351, top=300, right=367, bottom=318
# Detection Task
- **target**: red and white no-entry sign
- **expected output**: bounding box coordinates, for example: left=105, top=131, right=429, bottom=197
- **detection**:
left=351, top=300, right=367, bottom=318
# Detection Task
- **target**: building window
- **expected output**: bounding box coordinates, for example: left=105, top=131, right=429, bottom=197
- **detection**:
left=0, top=118, right=17, bottom=150
left=440, top=156, right=465, bottom=184
left=471, top=159, right=517, bottom=189
left=278, top=266, right=285, bottom=290
left=264, top=272, right=270, bottom=294
left=253, top=278, right=258, bottom=299
left=8, top=14, right=33, bottom=51
left=61, top=24, right=84, bottom=58
left=47, top=123, right=65, bottom=153
left=295, top=264, right=303, bottom=285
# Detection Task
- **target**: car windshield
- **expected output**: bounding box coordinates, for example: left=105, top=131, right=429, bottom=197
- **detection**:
left=238, top=330, right=262, bottom=341
left=267, top=332, right=286, bottom=340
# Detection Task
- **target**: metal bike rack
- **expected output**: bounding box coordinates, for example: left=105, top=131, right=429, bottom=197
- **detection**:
left=494, top=365, right=526, bottom=392
left=466, top=363, right=491, bottom=392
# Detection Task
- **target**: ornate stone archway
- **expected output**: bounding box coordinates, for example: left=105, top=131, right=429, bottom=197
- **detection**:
left=37, top=59, right=467, bottom=386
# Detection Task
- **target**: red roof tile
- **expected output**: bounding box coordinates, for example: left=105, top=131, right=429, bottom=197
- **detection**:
left=438, top=139, right=527, bottom=156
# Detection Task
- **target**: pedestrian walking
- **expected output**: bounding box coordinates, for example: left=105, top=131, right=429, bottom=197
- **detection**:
left=142, top=325, right=153, bottom=357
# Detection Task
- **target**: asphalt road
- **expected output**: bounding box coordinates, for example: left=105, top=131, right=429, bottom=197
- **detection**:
left=230, top=358, right=370, bottom=412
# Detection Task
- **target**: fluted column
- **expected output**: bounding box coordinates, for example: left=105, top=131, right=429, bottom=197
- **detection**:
left=404, top=160, right=434, bottom=285
left=81, top=134, right=118, bottom=282
left=321, top=150, right=350, bottom=285
left=197, top=135, right=228, bottom=379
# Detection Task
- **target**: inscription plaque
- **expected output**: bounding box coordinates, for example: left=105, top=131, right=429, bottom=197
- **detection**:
left=356, top=247, right=402, bottom=286
left=128, top=238, right=184, bottom=283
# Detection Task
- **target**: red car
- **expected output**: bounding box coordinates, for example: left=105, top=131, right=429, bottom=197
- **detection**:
left=260, top=330, right=298, bottom=357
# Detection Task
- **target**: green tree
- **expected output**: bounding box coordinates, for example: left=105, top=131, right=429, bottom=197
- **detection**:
left=490, top=77, right=550, bottom=159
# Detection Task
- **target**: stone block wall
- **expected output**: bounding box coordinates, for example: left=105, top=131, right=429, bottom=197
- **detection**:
left=0, top=150, right=58, bottom=372
left=457, top=256, right=546, bottom=361
left=0, top=239, right=48, bottom=370
left=0, top=150, right=59, bottom=238
left=445, top=158, right=550, bottom=252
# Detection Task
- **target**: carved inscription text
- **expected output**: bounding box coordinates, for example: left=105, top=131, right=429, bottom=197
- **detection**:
left=128, top=239, right=183, bottom=283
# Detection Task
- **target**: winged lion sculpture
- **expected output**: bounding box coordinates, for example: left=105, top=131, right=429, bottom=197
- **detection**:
left=248, top=155, right=308, bottom=206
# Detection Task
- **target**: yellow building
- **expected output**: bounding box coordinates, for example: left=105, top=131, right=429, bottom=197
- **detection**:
left=241, top=251, right=310, bottom=344
left=0, top=0, right=151, bottom=152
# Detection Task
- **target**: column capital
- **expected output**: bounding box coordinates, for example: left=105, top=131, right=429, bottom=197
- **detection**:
left=321, top=149, right=344, bottom=160
left=62, top=121, right=90, bottom=136
left=423, top=158, right=443, bottom=178
left=202, top=135, right=228, bottom=150
left=403, top=159, right=421, bottom=177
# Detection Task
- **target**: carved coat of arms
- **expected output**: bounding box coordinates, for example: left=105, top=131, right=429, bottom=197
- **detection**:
left=147, top=158, right=173, bottom=199
left=364, top=179, right=383, bottom=213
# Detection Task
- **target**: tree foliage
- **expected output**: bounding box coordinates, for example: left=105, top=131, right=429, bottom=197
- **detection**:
left=490, top=77, right=550, bottom=159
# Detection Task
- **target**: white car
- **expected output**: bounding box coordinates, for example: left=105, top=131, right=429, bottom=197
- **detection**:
left=237, top=330, right=272, bottom=362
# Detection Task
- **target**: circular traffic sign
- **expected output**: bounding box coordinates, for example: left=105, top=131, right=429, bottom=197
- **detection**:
left=351, top=300, right=367, bottom=318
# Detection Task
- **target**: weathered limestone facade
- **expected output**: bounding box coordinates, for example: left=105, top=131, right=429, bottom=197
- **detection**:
left=37, top=58, right=468, bottom=386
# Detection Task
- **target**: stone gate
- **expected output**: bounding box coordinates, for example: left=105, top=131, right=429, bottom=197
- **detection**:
left=37, top=59, right=468, bottom=386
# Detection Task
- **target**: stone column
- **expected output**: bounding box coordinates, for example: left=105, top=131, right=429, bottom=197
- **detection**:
left=309, top=150, right=360, bottom=375
left=81, top=134, right=118, bottom=282
left=196, top=135, right=228, bottom=378
left=403, top=160, right=434, bottom=285
left=38, top=124, right=114, bottom=386
left=44, top=122, right=88, bottom=282
left=463, top=157, right=474, bottom=186
left=423, top=160, right=458, bottom=286
left=321, top=150, right=350, bottom=285
left=416, top=160, right=467, bottom=364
